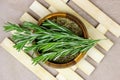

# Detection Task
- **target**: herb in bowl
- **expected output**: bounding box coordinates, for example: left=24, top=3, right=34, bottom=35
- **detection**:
left=4, top=20, right=99, bottom=65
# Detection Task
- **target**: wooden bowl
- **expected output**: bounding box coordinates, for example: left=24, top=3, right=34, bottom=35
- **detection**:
left=38, top=12, right=88, bottom=68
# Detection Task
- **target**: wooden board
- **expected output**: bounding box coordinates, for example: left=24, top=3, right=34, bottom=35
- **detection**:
left=1, top=0, right=120, bottom=80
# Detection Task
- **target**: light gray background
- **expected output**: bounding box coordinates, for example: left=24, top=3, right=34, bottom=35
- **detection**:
left=0, top=0, right=120, bottom=80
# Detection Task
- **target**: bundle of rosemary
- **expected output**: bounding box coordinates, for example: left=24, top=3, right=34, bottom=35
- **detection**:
left=4, top=20, right=99, bottom=64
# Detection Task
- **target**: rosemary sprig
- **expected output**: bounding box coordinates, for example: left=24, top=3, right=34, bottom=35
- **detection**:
left=4, top=20, right=99, bottom=64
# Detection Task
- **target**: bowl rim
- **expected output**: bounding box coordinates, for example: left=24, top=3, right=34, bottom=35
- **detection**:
left=38, top=12, right=88, bottom=68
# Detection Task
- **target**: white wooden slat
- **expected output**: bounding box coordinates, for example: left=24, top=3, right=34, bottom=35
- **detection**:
left=56, top=73, right=66, bottom=80
left=76, top=59, right=95, bottom=75
left=0, top=38, right=57, bottom=80
left=96, top=24, right=107, bottom=34
left=30, top=1, right=50, bottom=18
left=72, top=0, right=120, bottom=37
left=87, top=47, right=104, bottom=63
left=61, top=0, right=69, bottom=3
left=45, top=0, right=113, bottom=51
left=48, top=6, right=57, bottom=12
left=56, top=68, right=84, bottom=80
left=70, top=65, right=77, bottom=71
left=20, top=12, right=38, bottom=24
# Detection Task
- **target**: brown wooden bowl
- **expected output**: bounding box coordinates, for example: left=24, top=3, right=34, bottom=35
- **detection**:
left=38, top=12, right=88, bottom=68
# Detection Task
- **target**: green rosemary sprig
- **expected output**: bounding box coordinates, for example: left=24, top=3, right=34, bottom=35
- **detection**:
left=4, top=20, right=99, bottom=64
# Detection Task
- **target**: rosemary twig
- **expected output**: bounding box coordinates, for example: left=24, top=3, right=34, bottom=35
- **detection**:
left=4, top=20, right=99, bottom=64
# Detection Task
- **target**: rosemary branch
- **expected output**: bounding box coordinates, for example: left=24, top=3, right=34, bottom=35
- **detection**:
left=4, top=20, right=99, bottom=64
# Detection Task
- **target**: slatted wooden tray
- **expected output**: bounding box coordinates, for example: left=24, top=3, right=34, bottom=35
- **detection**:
left=1, top=0, right=120, bottom=80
